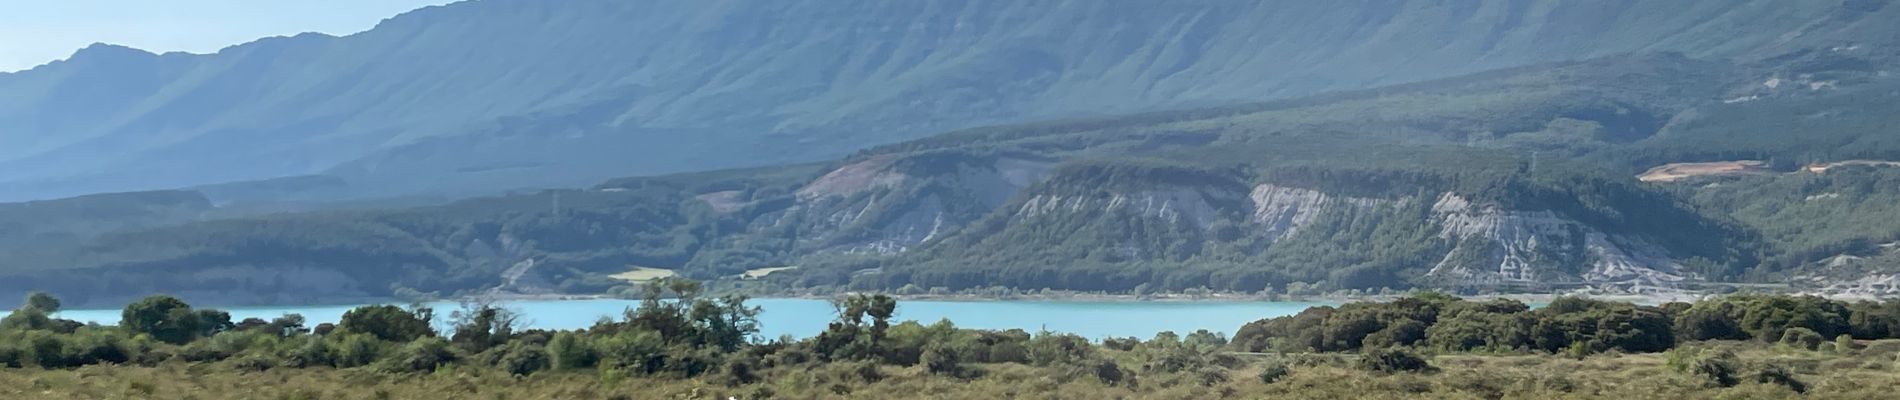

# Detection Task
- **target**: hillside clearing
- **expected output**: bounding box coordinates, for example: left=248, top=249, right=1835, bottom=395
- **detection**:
left=1804, top=160, right=1900, bottom=173
left=610, top=266, right=676, bottom=283
left=1637, top=160, right=1770, bottom=182
left=743, top=266, right=799, bottom=279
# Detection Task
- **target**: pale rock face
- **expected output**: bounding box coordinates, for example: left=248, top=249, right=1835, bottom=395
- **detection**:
left=789, top=156, right=1051, bottom=254
left=1425, top=194, right=1684, bottom=286
left=1016, top=187, right=1238, bottom=229
left=1249, top=184, right=1384, bottom=242
left=796, top=156, right=910, bottom=201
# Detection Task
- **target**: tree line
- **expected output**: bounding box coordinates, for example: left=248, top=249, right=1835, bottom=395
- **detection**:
left=5, top=283, right=1899, bottom=394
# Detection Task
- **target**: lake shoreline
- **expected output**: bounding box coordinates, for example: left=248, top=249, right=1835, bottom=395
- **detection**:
left=32, top=287, right=1721, bottom=311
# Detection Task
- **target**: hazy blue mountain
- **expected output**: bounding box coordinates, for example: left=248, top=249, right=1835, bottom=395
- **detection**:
left=2, top=0, right=1893, bottom=201
left=9, top=44, right=1900, bottom=306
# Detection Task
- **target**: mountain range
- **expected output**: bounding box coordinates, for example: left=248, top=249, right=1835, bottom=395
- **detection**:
left=3, top=0, right=1894, bottom=202
left=4, top=0, right=1900, bottom=307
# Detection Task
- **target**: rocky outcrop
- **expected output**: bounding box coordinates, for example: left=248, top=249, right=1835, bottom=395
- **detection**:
left=1015, top=187, right=1241, bottom=229
left=1425, top=194, right=1684, bottom=287
left=1249, top=184, right=1386, bottom=242
left=768, top=155, right=1054, bottom=254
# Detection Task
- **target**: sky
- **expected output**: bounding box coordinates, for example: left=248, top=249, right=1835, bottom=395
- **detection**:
left=0, top=0, right=456, bottom=72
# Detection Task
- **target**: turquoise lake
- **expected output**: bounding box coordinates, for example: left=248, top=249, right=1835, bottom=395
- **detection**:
left=9, top=298, right=1334, bottom=339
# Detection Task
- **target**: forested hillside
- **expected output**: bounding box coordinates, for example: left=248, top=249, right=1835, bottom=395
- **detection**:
left=7, top=40, right=1900, bottom=306
left=3, top=0, right=1897, bottom=201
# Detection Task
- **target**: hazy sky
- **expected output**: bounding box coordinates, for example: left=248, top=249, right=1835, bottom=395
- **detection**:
left=0, top=0, right=456, bottom=72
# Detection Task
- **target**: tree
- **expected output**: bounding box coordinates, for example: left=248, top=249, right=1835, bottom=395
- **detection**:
left=120, top=295, right=202, bottom=344
left=195, top=309, right=234, bottom=338
left=24, top=292, right=60, bottom=313
left=339, top=305, right=436, bottom=342
left=451, top=300, right=520, bottom=353
left=548, top=332, right=597, bottom=370
left=269, top=314, right=310, bottom=337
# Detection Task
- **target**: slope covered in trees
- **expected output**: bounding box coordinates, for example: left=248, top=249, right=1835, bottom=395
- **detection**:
left=2, top=0, right=1897, bottom=201
left=2, top=40, right=1899, bottom=304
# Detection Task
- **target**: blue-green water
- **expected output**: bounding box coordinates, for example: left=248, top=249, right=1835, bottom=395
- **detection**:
left=7, top=298, right=1333, bottom=339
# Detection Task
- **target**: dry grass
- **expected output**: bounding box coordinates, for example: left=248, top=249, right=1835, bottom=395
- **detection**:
left=4, top=343, right=1897, bottom=399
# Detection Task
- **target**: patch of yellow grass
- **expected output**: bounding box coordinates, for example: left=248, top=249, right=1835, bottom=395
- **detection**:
left=742, top=266, right=798, bottom=279
left=610, top=266, right=677, bottom=282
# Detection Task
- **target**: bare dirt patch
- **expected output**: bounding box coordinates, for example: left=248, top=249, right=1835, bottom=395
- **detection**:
left=796, top=156, right=907, bottom=200
left=1636, top=160, right=1770, bottom=182
left=1805, top=160, right=1900, bottom=173
left=742, top=266, right=798, bottom=279
left=610, top=266, right=677, bottom=283
left=694, top=190, right=746, bottom=213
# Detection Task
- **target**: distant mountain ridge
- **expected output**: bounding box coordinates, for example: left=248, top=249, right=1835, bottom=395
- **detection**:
left=9, top=46, right=1900, bottom=306
left=3, top=0, right=1895, bottom=201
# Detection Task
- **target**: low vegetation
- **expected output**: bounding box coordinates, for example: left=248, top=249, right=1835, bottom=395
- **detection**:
left=4, top=285, right=1900, bottom=398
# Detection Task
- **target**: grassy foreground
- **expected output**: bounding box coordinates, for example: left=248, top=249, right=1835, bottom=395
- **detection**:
left=3, top=341, right=1896, bottom=400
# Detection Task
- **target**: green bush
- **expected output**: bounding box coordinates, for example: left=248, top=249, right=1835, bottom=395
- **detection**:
left=1257, top=360, right=1292, bottom=384
left=0, top=342, right=22, bottom=368
left=230, top=354, right=278, bottom=372
left=986, top=341, right=1029, bottom=364
left=1668, top=348, right=1739, bottom=388
left=334, top=333, right=384, bottom=368
left=379, top=337, right=457, bottom=373
left=1089, top=359, right=1126, bottom=385
left=547, top=332, right=598, bottom=370
left=339, top=305, right=436, bottom=343
left=922, top=344, right=962, bottom=376
left=282, top=336, right=335, bottom=368
left=1779, top=328, right=1824, bottom=351
left=1357, top=348, right=1433, bottom=373
left=499, top=344, right=550, bottom=376
left=1755, top=363, right=1806, bottom=394
left=1833, top=335, right=1858, bottom=354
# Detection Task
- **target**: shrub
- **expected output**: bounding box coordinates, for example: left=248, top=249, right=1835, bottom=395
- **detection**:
left=499, top=344, right=551, bottom=377
left=1257, top=360, right=1291, bottom=385
left=1090, top=359, right=1126, bottom=385
left=1755, top=363, right=1806, bottom=394
left=548, top=332, right=599, bottom=370
left=849, top=360, right=883, bottom=383
left=594, top=331, right=662, bottom=373
left=1101, top=337, right=1140, bottom=351
left=0, top=342, right=22, bottom=368
left=380, top=337, right=457, bottom=373
left=334, top=333, right=384, bottom=368
left=922, top=344, right=962, bottom=376
left=1668, top=348, right=1739, bottom=388
left=24, top=332, right=68, bottom=368
left=1833, top=335, right=1858, bottom=354
left=1027, top=333, right=1094, bottom=367
left=339, top=305, right=435, bottom=343
left=720, top=355, right=761, bottom=385
left=1195, top=367, right=1231, bottom=387
left=1778, top=328, right=1824, bottom=351
left=987, top=341, right=1029, bottom=364
left=1357, top=348, right=1433, bottom=373
left=230, top=354, right=277, bottom=372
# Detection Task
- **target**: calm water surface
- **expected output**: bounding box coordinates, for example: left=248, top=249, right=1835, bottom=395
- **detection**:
left=14, top=298, right=1334, bottom=339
